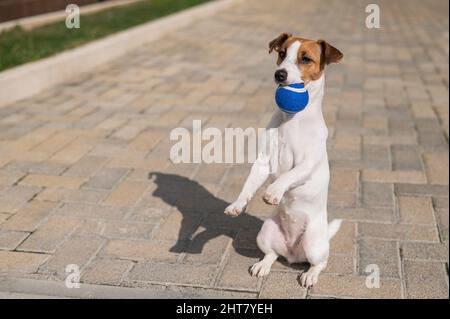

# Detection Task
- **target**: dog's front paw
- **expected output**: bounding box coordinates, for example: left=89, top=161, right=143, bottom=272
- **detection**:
left=224, top=200, right=247, bottom=217
left=263, top=184, right=284, bottom=205
left=250, top=260, right=272, bottom=277
left=299, top=270, right=319, bottom=288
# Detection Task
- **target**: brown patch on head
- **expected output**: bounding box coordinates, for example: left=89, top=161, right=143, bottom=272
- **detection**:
left=296, top=39, right=324, bottom=82
left=317, top=39, right=344, bottom=69
left=269, top=34, right=344, bottom=84
left=269, top=33, right=292, bottom=54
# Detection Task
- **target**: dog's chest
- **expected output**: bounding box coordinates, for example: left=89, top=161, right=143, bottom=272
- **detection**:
left=276, top=136, right=294, bottom=173
left=273, top=123, right=304, bottom=174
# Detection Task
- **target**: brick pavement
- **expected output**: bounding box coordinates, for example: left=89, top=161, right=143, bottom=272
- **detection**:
left=0, top=0, right=448, bottom=298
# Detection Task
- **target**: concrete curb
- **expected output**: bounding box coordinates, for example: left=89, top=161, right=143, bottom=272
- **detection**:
left=0, top=277, right=236, bottom=299
left=0, top=0, right=244, bottom=109
left=0, top=278, right=208, bottom=299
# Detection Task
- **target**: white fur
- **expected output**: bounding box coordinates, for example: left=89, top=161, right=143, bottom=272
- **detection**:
left=278, top=41, right=302, bottom=84
left=224, top=41, right=341, bottom=288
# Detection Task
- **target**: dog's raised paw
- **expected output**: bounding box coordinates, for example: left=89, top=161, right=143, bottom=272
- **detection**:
left=263, top=184, right=285, bottom=205
left=250, top=260, right=272, bottom=277
left=224, top=201, right=246, bottom=217
left=262, top=192, right=280, bottom=205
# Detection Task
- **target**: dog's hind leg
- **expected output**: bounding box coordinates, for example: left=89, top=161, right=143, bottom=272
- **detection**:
left=250, top=216, right=287, bottom=277
left=299, top=218, right=330, bottom=288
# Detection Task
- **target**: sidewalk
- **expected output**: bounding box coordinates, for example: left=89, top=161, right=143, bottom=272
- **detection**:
left=0, top=0, right=448, bottom=298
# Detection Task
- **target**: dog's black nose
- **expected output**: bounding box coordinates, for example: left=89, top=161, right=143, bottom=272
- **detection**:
left=274, top=69, right=288, bottom=83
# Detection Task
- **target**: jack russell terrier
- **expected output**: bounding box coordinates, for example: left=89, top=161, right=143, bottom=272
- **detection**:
left=224, top=33, right=344, bottom=288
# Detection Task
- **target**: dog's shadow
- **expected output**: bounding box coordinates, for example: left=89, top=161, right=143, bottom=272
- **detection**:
left=148, top=172, right=264, bottom=259
left=148, top=172, right=309, bottom=273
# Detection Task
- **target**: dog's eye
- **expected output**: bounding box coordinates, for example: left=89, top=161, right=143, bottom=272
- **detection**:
left=300, top=56, right=312, bottom=64
left=279, top=51, right=286, bottom=59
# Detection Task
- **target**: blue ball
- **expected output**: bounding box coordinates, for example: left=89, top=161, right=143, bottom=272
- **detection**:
left=275, top=82, right=309, bottom=114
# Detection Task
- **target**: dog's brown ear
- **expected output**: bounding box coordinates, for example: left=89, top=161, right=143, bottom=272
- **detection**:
left=318, top=40, right=343, bottom=69
left=269, top=33, right=292, bottom=53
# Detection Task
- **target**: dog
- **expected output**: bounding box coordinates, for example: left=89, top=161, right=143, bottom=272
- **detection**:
left=224, top=33, right=344, bottom=288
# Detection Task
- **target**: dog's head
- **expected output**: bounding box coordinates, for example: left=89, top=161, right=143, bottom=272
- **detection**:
left=269, top=33, right=343, bottom=85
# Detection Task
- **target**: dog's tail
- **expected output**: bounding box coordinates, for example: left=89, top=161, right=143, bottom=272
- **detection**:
left=328, top=219, right=342, bottom=240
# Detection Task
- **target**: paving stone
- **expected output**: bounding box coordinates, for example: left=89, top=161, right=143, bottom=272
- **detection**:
left=310, top=273, right=402, bottom=299
left=126, top=206, right=170, bottom=224
left=127, top=262, right=217, bottom=286
left=82, top=258, right=133, bottom=285
left=234, top=229, right=259, bottom=250
left=398, top=196, right=435, bottom=224
left=362, top=182, right=394, bottom=208
left=83, top=167, right=128, bottom=190
left=330, top=221, right=355, bottom=255
left=0, top=251, right=50, bottom=273
left=329, top=207, right=395, bottom=223
left=326, top=254, right=354, bottom=275
left=433, top=197, right=449, bottom=210
left=403, top=260, right=448, bottom=299
left=358, top=222, right=439, bottom=242
left=0, top=170, right=26, bottom=192
left=0, top=213, right=10, bottom=225
left=329, top=168, right=359, bottom=193
left=40, top=236, right=104, bottom=275
left=395, top=183, right=449, bottom=197
left=104, top=180, right=149, bottom=207
left=127, top=131, right=165, bottom=151
left=217, top=248, right=262, bottom=291
left=435, top=209, right=449, bottom=242
left=75, top=219, right=155, bottom=239
left=31, top=133, right=77, bottom=156
left=328, top=192, right=356, bottom=208
left=17, top=216, right=80, bottom=253
left=0, top=230, right=29, bottom=250
left=358, top=238, right=400, bottom=278
left=0, top=161, right=12, bottom=173
left=100, top=239, right=183, bottom=262
left=362, top=144, right=390, bottom=169
left=194, top=164, right=229, bottom=185
left=3, top=161, right=67, bottom=175
left=418, top=132, right=448, bottom=150
left=362, top=170, right=426, bottom=184
left=55, top=203, right=128, bottom=220
left=423, top=152, right=449, bottom=185
left=184, top=229, right=232, bottom=265
left=62, top=155, right=107, bottom=177
left=36, top=188, right=108, bottom=204
left=50, top=139, right=95, bottom=165
left=1, top=201, right=57, bottom=232
left=391, top=145, right=423, bottom=171
left=20, top=174, right=85, bottom=189
left=259, top=271, right=307, bottom=299
left=153, top=210, right=201, bottom=241
left=334, top=134, right=361, bottom=153
left=8, top=127, right=56, bottom=152
left=401, top=242, right=448, bottom=261
left=0, top=185, right=41, bottom=213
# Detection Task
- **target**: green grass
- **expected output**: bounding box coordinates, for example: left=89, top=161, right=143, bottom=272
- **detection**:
left=0, top=0, right=211, bottom=71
